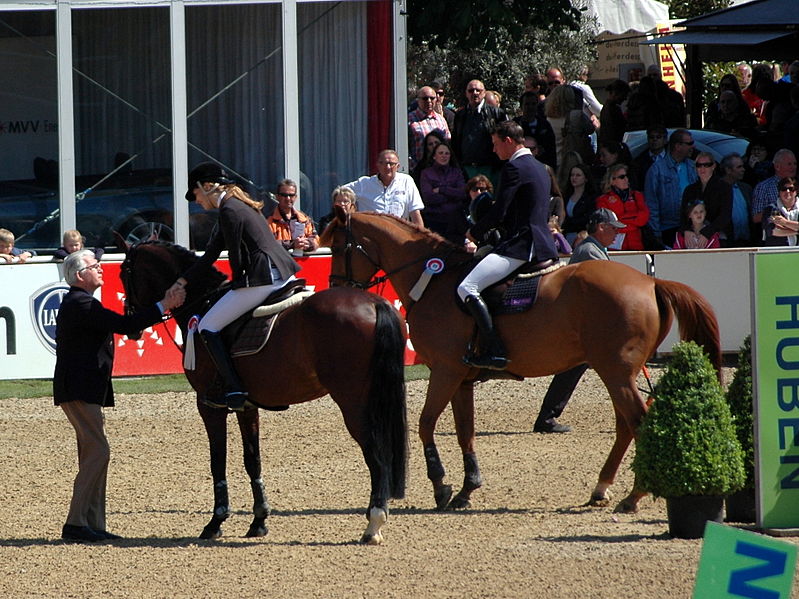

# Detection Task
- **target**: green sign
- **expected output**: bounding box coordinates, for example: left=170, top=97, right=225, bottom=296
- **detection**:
left=753, top=252, right=799, bottom=528
left=694, top=522, right=796, bottom=598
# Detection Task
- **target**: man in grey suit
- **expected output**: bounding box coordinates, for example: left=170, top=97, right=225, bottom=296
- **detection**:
left=534, top=208, right=625, bottom=432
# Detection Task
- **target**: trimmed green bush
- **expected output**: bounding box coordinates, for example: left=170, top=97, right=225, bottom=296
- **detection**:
left=726, top=335, right=755, bottom=490
left=633, top=341, right=746, bottom=498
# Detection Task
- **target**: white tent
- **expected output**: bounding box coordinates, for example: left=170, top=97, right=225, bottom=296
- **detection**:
left=579, top=0, right=669, bottom=34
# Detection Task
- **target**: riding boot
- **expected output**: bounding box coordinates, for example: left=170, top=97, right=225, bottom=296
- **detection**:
left=200, top=330, right=248, bottom=411
left=462, top=294, right=508, bottom=370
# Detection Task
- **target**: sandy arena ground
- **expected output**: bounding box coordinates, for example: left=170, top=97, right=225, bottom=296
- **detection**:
left=1, top=369, right=798, bottom=598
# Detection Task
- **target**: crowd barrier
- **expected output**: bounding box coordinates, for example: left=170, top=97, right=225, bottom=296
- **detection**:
left=0, top=247, right=793, bottom=380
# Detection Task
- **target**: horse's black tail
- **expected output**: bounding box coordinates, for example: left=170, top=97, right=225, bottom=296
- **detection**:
left=365, top=300, right=408, bottom=500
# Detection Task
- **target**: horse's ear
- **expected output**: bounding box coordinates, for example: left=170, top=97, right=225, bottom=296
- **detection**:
left=112, top=231, right=131, bottom=254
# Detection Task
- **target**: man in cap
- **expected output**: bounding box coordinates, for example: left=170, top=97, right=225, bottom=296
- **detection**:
left=534, top=208, right=625, bottom=432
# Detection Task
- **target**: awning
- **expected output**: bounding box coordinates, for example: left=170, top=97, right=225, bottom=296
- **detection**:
left=641, top=30, right=795, bottom=45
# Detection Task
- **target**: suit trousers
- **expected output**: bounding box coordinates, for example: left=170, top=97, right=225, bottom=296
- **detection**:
left=535, top=364, right=590, bottom=426
left=61, top=401, right=110, bottom=530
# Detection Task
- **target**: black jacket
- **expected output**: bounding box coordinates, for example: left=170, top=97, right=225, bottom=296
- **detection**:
left=470, top=153, right=558, bottom=262
left=452, top=103, right=508, bottom=167
left=184, top=195, right=300, bottom=288
left=53, top=287, right=163, bottom=406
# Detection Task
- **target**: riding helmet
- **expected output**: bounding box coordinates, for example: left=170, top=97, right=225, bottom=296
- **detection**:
left=186, top=162, right=234, bottom=201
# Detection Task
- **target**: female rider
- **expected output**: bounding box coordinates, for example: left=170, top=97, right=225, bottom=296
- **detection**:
left=168, top=162, right=300, bottom=410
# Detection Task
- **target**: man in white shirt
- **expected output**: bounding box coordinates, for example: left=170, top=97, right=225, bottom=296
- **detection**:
left=345, top=149, right=425, bottom=227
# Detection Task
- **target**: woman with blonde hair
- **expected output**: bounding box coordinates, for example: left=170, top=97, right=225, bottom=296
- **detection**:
left=166, top=162, right=301, bottom=411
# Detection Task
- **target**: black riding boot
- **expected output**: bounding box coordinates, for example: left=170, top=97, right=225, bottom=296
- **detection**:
left=462, top=294, right=508, bottom=370
left=200, top=330, right=248, bottom=411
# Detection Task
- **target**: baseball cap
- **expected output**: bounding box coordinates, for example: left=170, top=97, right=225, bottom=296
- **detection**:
left=589, top=208, right=626, bottom=229
left=186, top=162, right=234, bottom=201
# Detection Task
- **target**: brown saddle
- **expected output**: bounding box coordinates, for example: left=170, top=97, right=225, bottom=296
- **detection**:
left=224, top=279, right=311, bottom=357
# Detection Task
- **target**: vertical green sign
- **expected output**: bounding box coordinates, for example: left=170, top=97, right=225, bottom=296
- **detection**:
left=694, top=522, right=797, bottom=598
left=754, top=252, right=799, bottom=528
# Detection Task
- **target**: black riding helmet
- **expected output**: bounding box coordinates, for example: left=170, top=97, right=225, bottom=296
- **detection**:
left=186, top=162, right=234, bottom=201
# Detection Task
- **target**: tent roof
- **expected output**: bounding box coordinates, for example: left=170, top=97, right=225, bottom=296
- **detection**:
left=579, top=0, right=669, bottom=34
left=676, top=0, right=797, bottom=28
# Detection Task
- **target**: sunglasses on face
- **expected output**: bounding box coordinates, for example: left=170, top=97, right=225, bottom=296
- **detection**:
left=613, top=173, right=628, bottom=180
left=696, top=162, right=715, bottom=168
left=277, top=192, right=296, bottom=198
left=780, top=186, right=796, bottom=192
left=474, top=186, right=488, bottom=192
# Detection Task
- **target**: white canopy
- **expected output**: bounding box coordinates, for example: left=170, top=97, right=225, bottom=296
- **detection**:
left=579, top=0, right=670, bottom=34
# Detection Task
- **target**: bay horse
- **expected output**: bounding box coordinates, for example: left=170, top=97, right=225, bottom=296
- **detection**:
left=119, top=240, right=408, bottom=544
left=320, top=211, right=721, bottom=513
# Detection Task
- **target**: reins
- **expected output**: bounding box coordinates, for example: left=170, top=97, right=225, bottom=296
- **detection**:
left=329, top=216, right=461, bottom=292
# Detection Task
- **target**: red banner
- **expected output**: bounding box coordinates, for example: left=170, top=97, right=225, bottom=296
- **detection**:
left=103, top=254, right=418, bottom=376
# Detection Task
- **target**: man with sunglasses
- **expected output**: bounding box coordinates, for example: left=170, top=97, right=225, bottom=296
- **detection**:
left=408, top=85, right=450, bottom=171
left=54, top=250, right=185, bottom=542
left=644, top=129, right=698, bottom=247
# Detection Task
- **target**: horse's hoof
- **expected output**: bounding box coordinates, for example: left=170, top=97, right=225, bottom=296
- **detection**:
left=613, top=498, right=640, bottom=514
left=587, top=493, right=611, bottom=508
left=360, top=531, right=384, bottom=545
left=434, top=485, right=453, bottom=511
left=199, top=525, right=222, bottom=540
left=447, top=494, right=471, bottom=510
left=245, top=524, right=268, bottom=538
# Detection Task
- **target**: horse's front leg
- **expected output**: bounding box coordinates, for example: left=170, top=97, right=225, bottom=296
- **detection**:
left=197, top=399, right=230, bottom=539
left=448, top=382, right=482, bottom=510
left=236, top=407, right=270, bottom=537
left=420, top=369, right=465, bottom=511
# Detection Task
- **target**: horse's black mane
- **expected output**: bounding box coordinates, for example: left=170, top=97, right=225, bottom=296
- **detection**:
left=124, top=239, right=227, bottom=289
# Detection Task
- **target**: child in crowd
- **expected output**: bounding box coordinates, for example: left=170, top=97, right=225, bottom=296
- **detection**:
left=673, top=200, right=721, bottom=249
left=0, top=228, right=34, bottom=263
left=548, top=215, right=572, bottom=256
left=53, top=229, right=105, bottom=261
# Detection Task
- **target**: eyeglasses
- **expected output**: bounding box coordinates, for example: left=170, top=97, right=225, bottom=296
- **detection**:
left=418, top=96, right=435, bottom=101
left=612, top=173, right=628, bottom=180
left=379, top=161, right=399, bottom=167
left=696, top=162, right=715, bottom=168
left=78, top=262, right=102, bottom=274
left=780, top=186, right=797, bottom=192
left=277, top=192, right=297, bottom=198
left=436, top=91, right=445, bottom=96
left=677, top=140, right=695, bottom=146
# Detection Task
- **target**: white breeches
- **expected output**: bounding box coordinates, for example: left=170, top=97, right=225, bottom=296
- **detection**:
left=457, top=253, right=526, bottom=301
left=198, top=270, right=295, bottom=333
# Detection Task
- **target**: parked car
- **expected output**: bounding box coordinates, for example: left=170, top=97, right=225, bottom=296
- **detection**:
left=623, top=129, right=749, bottom=162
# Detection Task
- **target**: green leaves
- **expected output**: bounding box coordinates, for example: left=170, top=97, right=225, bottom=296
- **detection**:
left=726, top=335, right=755, bottom=489
left=633, top=341, right=746, bottom=498
left=407, top=0, right=580, bottom=53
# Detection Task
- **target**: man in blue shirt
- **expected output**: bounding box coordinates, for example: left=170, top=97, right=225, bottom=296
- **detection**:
left=644, top=129, right=698, bottom=247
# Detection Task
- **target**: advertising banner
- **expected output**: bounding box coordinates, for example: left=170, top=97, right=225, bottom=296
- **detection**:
left=752, top=251, right=799, bottom=528
left=0, top=253, right=417, bottom=381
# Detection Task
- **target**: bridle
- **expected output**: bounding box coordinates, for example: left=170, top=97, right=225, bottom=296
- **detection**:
left=327, top=215, right=456, bottom=291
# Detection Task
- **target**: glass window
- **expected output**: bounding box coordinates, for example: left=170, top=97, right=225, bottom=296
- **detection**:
left=298, top=1, right=367, bottom=223
left=0, top=10, right=59, bottom=252
left=185, top=3, right=284, bottom=248
left=72, top=7, right=175, bottom=251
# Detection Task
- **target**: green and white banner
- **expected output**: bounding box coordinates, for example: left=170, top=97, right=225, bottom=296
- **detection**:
left=753, top=251, right=799, bottom=528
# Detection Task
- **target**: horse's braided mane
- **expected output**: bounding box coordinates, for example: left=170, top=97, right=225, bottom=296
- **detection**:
left=358, top=212, right=473, bottom=262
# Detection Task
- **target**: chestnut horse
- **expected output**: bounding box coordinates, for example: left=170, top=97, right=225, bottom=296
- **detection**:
left=321, top=211, right=721, bottom=513
left=120, top=240, right=408, bottom=544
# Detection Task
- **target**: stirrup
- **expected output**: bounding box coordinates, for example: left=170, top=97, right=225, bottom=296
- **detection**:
left=226, top=391, right=248, bottom=412
left=462, top=352, right=508, bottom=371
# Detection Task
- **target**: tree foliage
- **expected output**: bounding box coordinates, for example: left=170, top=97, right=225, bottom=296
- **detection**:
left=407, top=0, right=580, bottom=53
left=407, top=12, right=599, bottom=114
left=663, top=0, right=732, bottom=19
